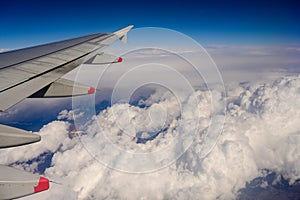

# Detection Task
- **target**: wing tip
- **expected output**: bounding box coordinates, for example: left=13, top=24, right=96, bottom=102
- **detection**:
left=114, top=25, right=134, bottom=33
left=114, top=25, right=134, bottom=44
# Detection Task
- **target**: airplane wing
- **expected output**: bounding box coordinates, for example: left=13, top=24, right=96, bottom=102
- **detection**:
left=0, top=25, right=133, bottom=199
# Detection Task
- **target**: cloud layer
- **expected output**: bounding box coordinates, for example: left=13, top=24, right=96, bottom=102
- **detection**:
left=1, top=75, right=300, bottom=199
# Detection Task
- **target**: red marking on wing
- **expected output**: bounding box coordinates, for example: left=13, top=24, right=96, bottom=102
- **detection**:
left=88, top=87, right=95, bottom=94
left=34, top=177, right=49, bottom=193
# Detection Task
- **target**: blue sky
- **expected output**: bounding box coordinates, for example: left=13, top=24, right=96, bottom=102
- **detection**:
left=1, top=0, right=300, bottom=48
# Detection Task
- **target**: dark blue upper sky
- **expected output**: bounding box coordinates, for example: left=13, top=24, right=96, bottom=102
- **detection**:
left=1, top=0, right=300, bottom=48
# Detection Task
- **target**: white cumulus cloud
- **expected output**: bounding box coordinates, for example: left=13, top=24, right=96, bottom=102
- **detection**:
left=1, top=75, right=300, bottom=199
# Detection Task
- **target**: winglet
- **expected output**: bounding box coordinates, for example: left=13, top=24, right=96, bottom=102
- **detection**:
left=114, top=25, right=134, bottom=44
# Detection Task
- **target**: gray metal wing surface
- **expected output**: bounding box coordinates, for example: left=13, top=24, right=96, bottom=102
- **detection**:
left=0, top=25, right=133, bottom=111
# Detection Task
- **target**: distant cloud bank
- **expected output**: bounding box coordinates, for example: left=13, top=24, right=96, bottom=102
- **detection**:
left=0, top=48, right=9, bottom=53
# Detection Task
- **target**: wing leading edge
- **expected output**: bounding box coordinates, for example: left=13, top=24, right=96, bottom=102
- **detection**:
left=0, top=25, right=133, bottom=112
left=0, top=25, right=133, bottom=199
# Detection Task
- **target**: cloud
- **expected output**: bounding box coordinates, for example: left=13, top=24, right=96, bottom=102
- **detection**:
left=57, top=109, right=84, bottom=121
left=0, top=48, right=9, bottom=53
left=1, top=75, right=300, bottom=199
left=205, top=45, right=300, bottom=83
left=0, top=121, right=70, bottom=165
left=61, top=44, right=300, bottom=94
left=206, top=45, right=300, bottom=57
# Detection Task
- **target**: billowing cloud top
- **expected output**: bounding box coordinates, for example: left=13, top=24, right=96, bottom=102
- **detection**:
left=1, top=75, right=300, bottom=199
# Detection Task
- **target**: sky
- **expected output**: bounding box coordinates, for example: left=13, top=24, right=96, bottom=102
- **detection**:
left=2, top=0, right=299, bottom=83
left=1, top=0, right=300, bottom=199
left=1, top=0, right=300, bottom=49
